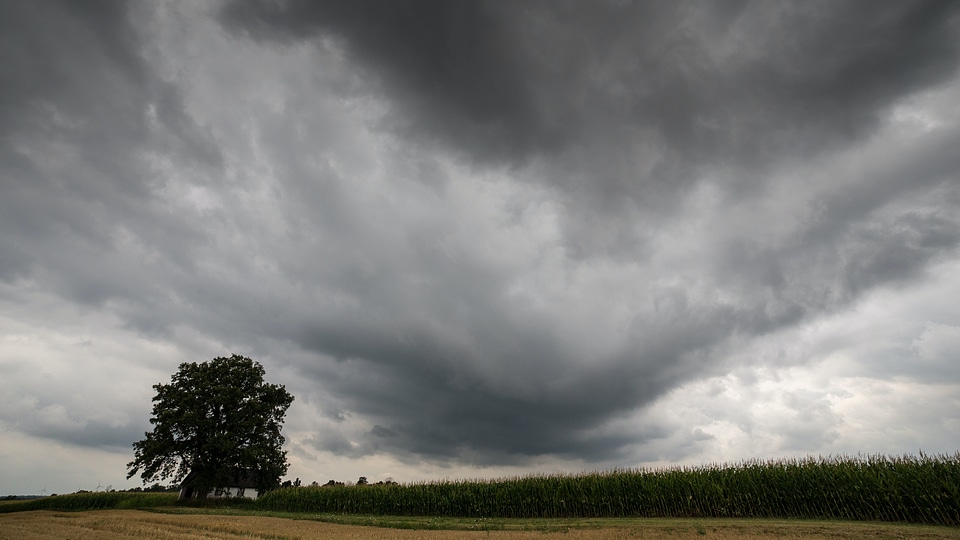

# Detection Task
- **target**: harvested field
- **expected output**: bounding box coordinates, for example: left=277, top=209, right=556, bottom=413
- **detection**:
left=2, top=510, right=960, bottom=539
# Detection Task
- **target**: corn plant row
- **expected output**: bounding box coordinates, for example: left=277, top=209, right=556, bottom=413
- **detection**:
left=0, top=492, right=178, bottom=513
left=256, top=453, right=960, bottom=525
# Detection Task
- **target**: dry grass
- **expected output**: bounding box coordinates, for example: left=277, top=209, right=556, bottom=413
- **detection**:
left=2, top=510, right=960, bottom=539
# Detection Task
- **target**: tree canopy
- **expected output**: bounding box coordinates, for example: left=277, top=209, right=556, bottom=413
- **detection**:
left=126, top=355, right=294, bottom=498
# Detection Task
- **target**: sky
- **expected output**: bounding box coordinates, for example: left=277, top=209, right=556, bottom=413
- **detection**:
left=2, top=0, right=959, bottom=496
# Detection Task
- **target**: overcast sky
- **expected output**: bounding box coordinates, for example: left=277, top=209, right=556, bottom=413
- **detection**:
left=2, top=0, right=960, bottom=496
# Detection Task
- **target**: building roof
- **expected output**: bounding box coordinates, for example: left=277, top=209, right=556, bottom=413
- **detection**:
left=227, top=469, right=259, bottom=489
left=181, top=468, right=259, bottom=489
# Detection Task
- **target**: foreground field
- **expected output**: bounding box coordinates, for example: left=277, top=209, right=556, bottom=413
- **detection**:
left=2, top=510, right=960, bottom=540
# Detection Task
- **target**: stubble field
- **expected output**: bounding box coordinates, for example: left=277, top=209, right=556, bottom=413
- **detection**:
left=2, top=510, right=960, bottom=540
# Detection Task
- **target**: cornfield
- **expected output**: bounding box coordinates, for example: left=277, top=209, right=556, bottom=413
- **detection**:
left=0, top=492, right=177, bottom=513
left=256, top=453, right=960, bottom=525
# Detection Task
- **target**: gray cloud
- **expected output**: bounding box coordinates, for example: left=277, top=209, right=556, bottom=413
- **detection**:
left=0, top=0, right=221, bottom=282
left=2, top=0, right=959, bottom=493
left=22, top=418, right=142, bottom=452
left=208, top=0, right=960, bottom=464
left=221, top=1, right=959, bottom=172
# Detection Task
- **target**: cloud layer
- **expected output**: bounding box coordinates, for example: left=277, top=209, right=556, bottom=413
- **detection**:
left=2, top=0, right=959, bottom=494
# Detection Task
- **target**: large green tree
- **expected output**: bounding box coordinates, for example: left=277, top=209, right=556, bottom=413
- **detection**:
left=126, top=355, right=294, bottom=499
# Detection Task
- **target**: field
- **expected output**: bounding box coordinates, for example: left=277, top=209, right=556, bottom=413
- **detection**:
left=2, top=454, right=958, bottom=537
left=2, top=510, right=960, bottom=539
left=256, top=454, right=960, bottom=524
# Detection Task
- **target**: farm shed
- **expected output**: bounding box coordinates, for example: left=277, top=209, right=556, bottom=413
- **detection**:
left=179, top=469, right=261, bottom=500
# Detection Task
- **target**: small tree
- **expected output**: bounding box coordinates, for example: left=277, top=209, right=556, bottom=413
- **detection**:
left=126, top=355, right=294, bottom=499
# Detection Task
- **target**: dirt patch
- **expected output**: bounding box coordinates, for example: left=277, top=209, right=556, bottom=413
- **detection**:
left=1, top=510, right=958, bottom=539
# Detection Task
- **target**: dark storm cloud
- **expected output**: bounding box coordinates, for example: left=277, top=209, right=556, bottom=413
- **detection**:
left=221, top=0, right=546, bottom=165
left=355, top=367, right=670, bottom=464
left=4, top=0, right=960, bottom=479
left=221, top=1, right=960, bottom=172
left=289, top=281, right=783, bottom=462
left=0, top=0, right=221, bottom=284
left=220, top=0, right=960, bottom=280
left=212, top=0, right=960, bottom=465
